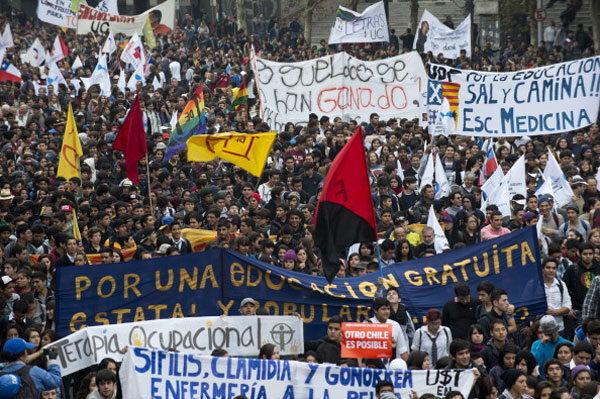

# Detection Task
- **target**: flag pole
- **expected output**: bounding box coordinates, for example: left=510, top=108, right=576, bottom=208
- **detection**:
left=145, top=153, right=153, bottom=212
left=375, top=239, right=383, bottom=278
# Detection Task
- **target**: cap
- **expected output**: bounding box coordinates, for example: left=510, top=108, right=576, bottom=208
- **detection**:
left=136, top=226, right=155, bottom=243
left=0, top=276, right=12, bottom=288
left=538, top=196, right=551, bottom=205
left=162, top=215, right=174, bottom=226
left=540, top=315, right=560, bottom=334
left=521, top=211, right=537, bottom=223
left=570, top=365, right=591, bottom=381
left=156, top=142, right=167, bottom=150
left=60, top=204, right=73, bottom=212
left=121, top=178, right=133, bottom=187
left=572, top=175, right=587, bottom=185
left=3, top=338, right=35, bottom=354
left=0, top=373, right=21, bottom=399
left=388, top=358, right=407, bottom=370
left=566, top=205, right=580, bottom=213
left=240, top=298, right=256, bottom=307
left=283, top=249, right=297, bottom=262
left=442, top=215, right=455, bottom=223
left=511, top=194, right=526, bottom=205
left=353, top=261, right=367, bottom=270
left=156, top=243, right=172, bottom=255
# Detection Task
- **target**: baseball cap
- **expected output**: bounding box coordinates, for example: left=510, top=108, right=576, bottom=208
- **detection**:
left=241, top=298, right=256, bottom=307
left=60, top=204, right=73, bottom=212
left=3, top=338, right=35, bottom=354
left=511, top=194, right=526, bottom=205
left=156, top=243, right=171, bottom=255
left=0, top=276, right=12, bottom=288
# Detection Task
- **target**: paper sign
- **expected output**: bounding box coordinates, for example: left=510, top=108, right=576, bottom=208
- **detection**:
left=341, top=322, right=392, bottom=359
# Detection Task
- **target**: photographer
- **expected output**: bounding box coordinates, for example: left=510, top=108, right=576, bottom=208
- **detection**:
left=0, top=337, right=61, bottom=396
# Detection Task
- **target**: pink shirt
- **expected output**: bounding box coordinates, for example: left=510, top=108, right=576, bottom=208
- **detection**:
left=480, top=224, right=511, bottom=241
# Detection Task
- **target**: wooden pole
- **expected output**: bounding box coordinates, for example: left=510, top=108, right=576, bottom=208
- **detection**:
left=145, top=153, right=153, bottom=212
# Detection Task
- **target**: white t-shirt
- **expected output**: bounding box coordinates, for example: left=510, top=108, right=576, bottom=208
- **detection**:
left=169, top=61, right=182, bottom=82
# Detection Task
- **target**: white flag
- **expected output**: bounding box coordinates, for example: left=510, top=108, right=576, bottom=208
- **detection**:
left=0, top=24, right=13, bottom=49
left=396, top=159, right=404, bottom=181
left=503, top=154, right=527, bottom=199
left=83, top=54, right=111, bottom=96
left=596, top=166, right=600, bottom=191
left=46, top=62, right=66, bottom=92
left=481, top=167, right=504, bottom=210
left=48, top=35, right=68, bottom=64
left=328, top=1, right=389, bottom=44
left=152, top=75, right=162, bottom=91
left=419, top=152, right=434, bottom=192
left=489, top=176, right=512, bottom=217
left=117, top=68, right=126, bottom=95
left=535, top=176, right=555, bottom=199
left=427, top=205, right=449, bottom=253
left=71, top=56, right=83, bottom=71
left=127, top=61, right=146, bottom=91
left=102, top=32, right=117, bottom=56
left=169, top=111, right=178, bottom=130
left=70, top=78, right=81, bottom=94
left=97, top=0, right=119, bottom=14
left=432, top=98, right=454, bottom=137
left=536, top=211, right=544, bottom=239
left=120, top=33, right=145, bottom=68
left=434, top=152, right=450, bottom=200
left=543, top=149, right=574, bottom=207
left=21, top=38, right=46, bottom=67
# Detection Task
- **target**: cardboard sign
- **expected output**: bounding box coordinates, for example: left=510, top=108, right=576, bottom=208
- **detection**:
left=341, top=322, right=392, bottom=359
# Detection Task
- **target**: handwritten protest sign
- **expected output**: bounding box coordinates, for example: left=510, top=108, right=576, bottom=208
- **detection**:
left=121, top=348, right=476, bottom=399
left=253, top=51, right=427, bottom=130
left=342, top=322, right=393, bottom=359
left=47, top=316, right=303, bottom=376
left=77, top=0, right=174, bottom=36
left=328, top=1, right=389, bottom=44
left=413, top=10, right=471, bottom=59
left=37, top=0, right=78, bottom=29
left=426, top=56, right=600, bottom=136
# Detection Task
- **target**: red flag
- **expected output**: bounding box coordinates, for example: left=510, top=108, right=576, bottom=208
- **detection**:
left=314, top=127, right=377, bottom=282
left=113, top=96, right=147, bottom=185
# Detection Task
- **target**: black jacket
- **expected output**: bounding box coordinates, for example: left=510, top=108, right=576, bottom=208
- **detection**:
left=304, top=336, right=341, bottom=365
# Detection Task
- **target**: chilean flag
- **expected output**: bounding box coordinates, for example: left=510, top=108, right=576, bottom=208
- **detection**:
left=479, top=139, right=498, bottom=185
left=49, top=35, right=68, bottom=64
left=0, top=60, right=22, bottom=82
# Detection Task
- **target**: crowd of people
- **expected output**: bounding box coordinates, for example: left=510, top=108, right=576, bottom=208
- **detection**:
left=0, top=2, right=599, bottom=398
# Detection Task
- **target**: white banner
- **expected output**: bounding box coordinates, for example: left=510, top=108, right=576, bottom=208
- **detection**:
left=37, top=0, right=78, bottom=29
left=47, top=316, right=303, bottom=376
left=328, top=1, right=389, bottom=44
left=426, top=57, right=600, bottom=136
left=413, top=10, right=471, bottom=59
left=122, top=347, right=476, bottom=399
left=77, top=0, right=175, bottom=36
left=253, top=51, right=427, bottom=131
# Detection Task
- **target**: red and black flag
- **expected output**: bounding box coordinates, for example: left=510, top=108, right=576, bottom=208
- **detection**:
left=314, top=127, right=377, bottom=282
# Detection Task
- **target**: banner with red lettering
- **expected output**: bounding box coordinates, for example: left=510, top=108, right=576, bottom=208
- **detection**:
left=341, top=322, right=393, bottom=359
left=77, top=0, right=174, bottom=36
left=252, top=51, right=427, bottom=131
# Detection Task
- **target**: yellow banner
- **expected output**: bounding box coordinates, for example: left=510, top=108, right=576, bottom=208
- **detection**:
left=57, top=103, right=83, bottom=180
left=187, top=132, right=276, bottom=177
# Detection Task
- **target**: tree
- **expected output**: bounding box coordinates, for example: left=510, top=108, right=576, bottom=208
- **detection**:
left=304, top=0, right=325, bottom=45
left=593, top=0, right=600, bottom=51
left=410, top=0, right=419, bottom=33
left=236, top=0, right=247, bottom=33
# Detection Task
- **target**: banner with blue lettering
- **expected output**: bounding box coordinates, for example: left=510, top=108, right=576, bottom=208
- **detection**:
left=426, top=56, right=600, bottom=136
left=55, top=227, right=546, bottom=340
left=121, top=347, right=476, bottom=399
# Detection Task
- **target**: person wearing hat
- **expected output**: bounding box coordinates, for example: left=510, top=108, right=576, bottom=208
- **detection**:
left=567, top=175, right=587, bottom=213
left=0, top=276, right=19, bottom=316
left=559, top=205, right=590, bottom=240
left=497, top=369, right=527, bottom=399
left=569, top=365, right=592, bottom=399
left=239, top=298, right=257, bottom=316
left=0, top=338, right=62, bottom=396
left=531, top=315, right=573, bottom=376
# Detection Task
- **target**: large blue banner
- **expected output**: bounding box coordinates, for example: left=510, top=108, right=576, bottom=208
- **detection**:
left=56, top=227, right=546, bottom=340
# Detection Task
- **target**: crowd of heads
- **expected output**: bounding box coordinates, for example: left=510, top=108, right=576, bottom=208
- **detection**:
left=0, top=3, right=598, bottom=398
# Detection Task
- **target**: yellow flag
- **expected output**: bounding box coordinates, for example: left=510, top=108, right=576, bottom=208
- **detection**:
left=187, top=132, right=276, bottom=177
left=57, top=103, right=83, bottom=180
left=72, top=209, right=82, bottom=241
left=143, top=16, right=156, bottom=49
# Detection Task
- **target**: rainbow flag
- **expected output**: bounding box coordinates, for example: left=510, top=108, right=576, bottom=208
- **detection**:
left=163, top=85, right=207, bottom=161
left=336, top=6, right=357, bottom=21
left=229, top=81, right=248, bottom=111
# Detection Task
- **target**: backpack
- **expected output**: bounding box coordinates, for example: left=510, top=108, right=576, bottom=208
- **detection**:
left=0, top=365, right=38, bottom=399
